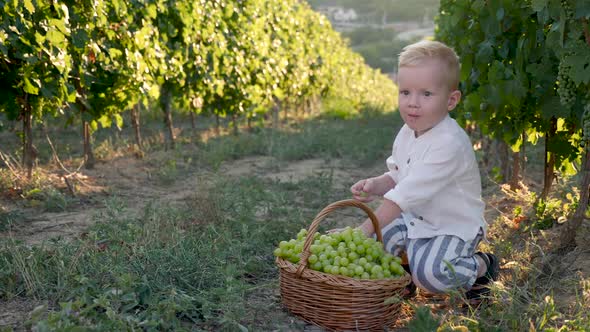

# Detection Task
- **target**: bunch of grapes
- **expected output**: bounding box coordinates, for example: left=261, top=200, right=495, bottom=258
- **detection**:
left=561, top=0, right=574, bottom=20
left=274, top=227, right=406, bottom=279
left=557, top=59, right=576, bottom=108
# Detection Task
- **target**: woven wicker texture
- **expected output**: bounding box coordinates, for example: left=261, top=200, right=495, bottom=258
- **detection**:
left=276, top=199, right=411, bottom=331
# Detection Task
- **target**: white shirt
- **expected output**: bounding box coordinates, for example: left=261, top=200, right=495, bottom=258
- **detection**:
left=383, top=114, right=486, bottom=241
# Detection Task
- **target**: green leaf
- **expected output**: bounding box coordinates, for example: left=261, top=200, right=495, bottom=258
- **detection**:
left=97, top=115, right=111, bottom=129
left=563, top=54, right=590, bottom=85
left=463, top=91, right=482, bottom=114
left=34, top=31, right=45, bottom=45
left=541, top=95, right=566, bottom=120
left=146, top=4, right=158, bottom=19
left=46, top=30, right=65, bottom=46
left=48, top=18, right=68, bottom=35
left=476, top=41, right=494, bottom=61
left=109, top=48, right=123, bottom=59
left=24, top=0, right=35, bottom=14
left=574, top=0, right=590, bottom=18
left=71, top=30, right=89, bottom=49
left=531, top=0, right=548, bottom=11
left=273, top=88, right=285, bottom=100
left=496, top=8, right=505, bottom=20
left=559, top=8, right=567, bottom=47
left=113, top=114, right=123, bottom=129
left=407, top=306, right=440, bottom=331
left=23, top=77, right=39, bottom=95
left=0, top=30, right=7, bottom=45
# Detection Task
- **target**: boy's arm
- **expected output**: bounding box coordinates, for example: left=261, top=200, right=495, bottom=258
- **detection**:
left=357, top=199, right=402, bottom=237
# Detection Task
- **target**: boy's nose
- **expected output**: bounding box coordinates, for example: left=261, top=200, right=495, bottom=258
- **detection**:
left=408, top=96, right=419, bottom=107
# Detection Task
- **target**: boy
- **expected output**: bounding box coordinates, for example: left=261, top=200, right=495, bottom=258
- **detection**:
left=351, top=40, right=498, bottom=302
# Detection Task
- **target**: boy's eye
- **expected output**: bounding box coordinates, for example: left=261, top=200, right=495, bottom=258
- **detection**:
left=424, top=91, right=432, bottom=96
left=400, top=90, right=409, bottom=96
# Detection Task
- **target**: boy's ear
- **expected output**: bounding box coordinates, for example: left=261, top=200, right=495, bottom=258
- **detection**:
left=447, top=89, right=462, bottom=111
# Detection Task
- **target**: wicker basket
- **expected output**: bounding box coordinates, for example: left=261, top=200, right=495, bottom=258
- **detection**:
left=276, top=199, right=412, bottom=331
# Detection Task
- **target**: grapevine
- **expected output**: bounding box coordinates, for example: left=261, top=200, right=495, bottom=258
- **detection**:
left=582, top=102, right=590, bottom=149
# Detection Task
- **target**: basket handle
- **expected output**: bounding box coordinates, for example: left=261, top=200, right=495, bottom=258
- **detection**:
left=295, top=199, right=383, bottom=277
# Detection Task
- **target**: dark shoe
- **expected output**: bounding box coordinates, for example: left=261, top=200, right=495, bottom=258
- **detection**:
left=465, top=252, right=499, bottom=302
left=404, top=280, right=417, bottom=299
left=402, top=264, right=417, bottom=299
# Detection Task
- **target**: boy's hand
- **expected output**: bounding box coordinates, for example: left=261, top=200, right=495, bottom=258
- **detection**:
left=351, top=179, right=373, bottom=202
left=351, top=175, right=396, bottom=202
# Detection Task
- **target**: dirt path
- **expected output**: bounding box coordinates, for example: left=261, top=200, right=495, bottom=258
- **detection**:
left=1, top=154, right=201, bottom=245
left=1, top=154, right=380, bottom=245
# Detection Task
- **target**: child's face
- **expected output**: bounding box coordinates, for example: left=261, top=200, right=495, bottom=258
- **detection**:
left=397, top=59, right=461, bottom=137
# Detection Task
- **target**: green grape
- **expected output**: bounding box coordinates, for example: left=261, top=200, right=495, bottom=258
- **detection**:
left=327, top=249, right=338, bottom=259
left=289, top=254, right=300, bottom=264
left=333, top=256, right=341, bottom=267
left=279, top=240, right=289, bottom=250
left=373, top=272, right=385, bottom=279
left=354, top=265, right=364, bottom=276
left=311, top=261, right=323, bottom=271
left=296, top=228, right=307, bottom=240
left=309, top=244, right=322, bottom=254
left=339, top=266, right=349, bottom=276
left=348, top=252, right=359, bottom=261
left=371, top=265, right=383, bottom=275
left=319, top=234, right=331, bottom=244
left=337, top=246, right=347, bottom=256
left=340, top=257, right=350, bottom=267
left=331, top=266, right=341, bottom=275
left=389, top=261, right=405, bottom=276
left=355, top=245, right=366, bottom=255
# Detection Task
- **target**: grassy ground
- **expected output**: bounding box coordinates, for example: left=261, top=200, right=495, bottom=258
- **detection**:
left=0, top=110, right=589, bottom=331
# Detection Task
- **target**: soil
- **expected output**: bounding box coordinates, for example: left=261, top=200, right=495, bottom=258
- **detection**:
left=1, top=154, right=589, bottom=331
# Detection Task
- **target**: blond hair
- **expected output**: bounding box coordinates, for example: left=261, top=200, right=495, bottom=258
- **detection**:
left=398, top=40, right=460, bottom=90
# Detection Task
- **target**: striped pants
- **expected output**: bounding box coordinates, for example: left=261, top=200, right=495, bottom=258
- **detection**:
left=380, top=215, right=483, bottom=294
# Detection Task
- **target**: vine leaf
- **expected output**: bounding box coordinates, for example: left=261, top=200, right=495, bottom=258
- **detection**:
left=563, top=53, right=590, bottom=85
left=531, top=0, right=548, bottom=12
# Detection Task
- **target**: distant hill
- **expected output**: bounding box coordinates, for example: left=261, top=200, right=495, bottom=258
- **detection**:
left=305, top=0, right=439, bottom=24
